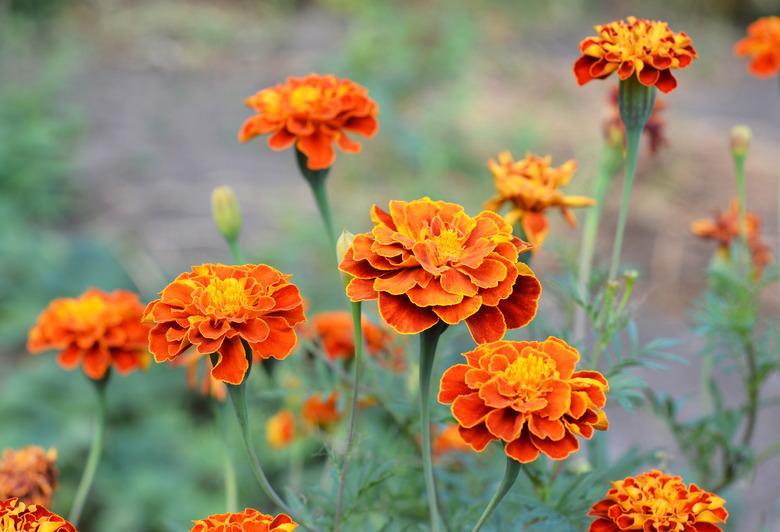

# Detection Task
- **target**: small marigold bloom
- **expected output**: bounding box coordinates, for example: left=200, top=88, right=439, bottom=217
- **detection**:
left=144, top=264, right=306, bottom=386
left=265, top=410, right=296, bottom=450
left=485, top=152, right=594, bottom=249
left=588, top=469, right=728, bottom=532
left=604, top=86, right=666, bottom=155
left=238, top=73, right=379, bottom=170
left=302, top=392, right=342, bottom=429
left=735, top=16, right=780, bottom=78
left=339, top=198, right=542, bottom=344
left=691, top=199, right=772, bottom=273
left=438, top=337, right=608, bottom=463
left=190, top=508, right=297, bottom=532
left=0, top=448, right=57, bottom=507
left=179, top=348, right=227, bottom=402
left=574, top=16, right=697, bottom=93
left=0, top=498, right=76, bottom=532
left=28, top=288, right=150, bottom=380
left=432, top=424, right=471, bottom=459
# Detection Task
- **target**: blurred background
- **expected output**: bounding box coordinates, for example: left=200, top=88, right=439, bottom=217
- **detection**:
left=1, top=0, right=779, bottom=530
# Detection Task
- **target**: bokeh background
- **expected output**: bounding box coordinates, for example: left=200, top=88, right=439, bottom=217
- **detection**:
left=2, top=0, right=779, bottom=530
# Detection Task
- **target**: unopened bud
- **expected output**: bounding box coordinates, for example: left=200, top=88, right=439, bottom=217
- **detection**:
left=211, top=186, right=241, bottom=242
left=336, top=230, right=355, bottom=264
left=730, top=125, right=751, bottom=158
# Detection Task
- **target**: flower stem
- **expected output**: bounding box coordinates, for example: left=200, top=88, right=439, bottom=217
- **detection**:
left=607, top=126, right=641, bottom=281
left=733, top=152, right=748, bottom=242
left=214, top=401, right=238, bottom=513
left=228, top=238, right=244, bottom=264
left=419, top=321, right=448, bottom=532
left=471, top=455, right=521, bottom=532
left=68, top=377, right=108, bottom=526
left=296, top=149, right=335, bottom=249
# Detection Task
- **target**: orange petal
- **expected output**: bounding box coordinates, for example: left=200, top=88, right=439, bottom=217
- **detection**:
left=505, top=431, right=540, bottom=463
left=451, top=392, right=490, bottom=428
left=438, top=364, right=471, bottom=404
left=211, top=336, right=248, bottom=385
left=458, top=424, right=494, bottom=452
left=377, top=292, right=439, bottom=334
left=466, top=305, right=507, bottom=344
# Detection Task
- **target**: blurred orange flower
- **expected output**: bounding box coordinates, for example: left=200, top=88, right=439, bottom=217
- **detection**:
left=28, top=288, right=150, bottom=380
left=266, top=410, right=296, bottom=450
left=485, top=152, right=594, bottom=249
left=574, top=16, right=696, bottom=93
left=144, top=264, right=305, bottom=385
left=190, top=508, right=297, bottom=532
left=735, top=16, right=780, bottom=78
left=179, top=348, right=227, bottom=401
left=604, top=86, right=666, bottom=155
left=339, top=198, right=541, bottom=343
left=432, top=424, right=471, bottom=459
left=238, top=73, right=379, bottom=170
left=691, top=199, right=772, bottom=273
left=302, top=392, right=342, bottom=429
left=588, top=469, right=728, bottom=532
left=438, top=337, right=608, bottom=463
left=0, top=498, right=76, bottom=532
left=0, top=447, right=58, bottom=507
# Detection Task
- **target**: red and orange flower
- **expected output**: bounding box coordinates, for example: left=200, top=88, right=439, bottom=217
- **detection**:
left=28, top=288, right=150, bottom=380
left=735, top=16, right=780, bottom=78
left=339, top=198, right=541, bottom=344
left=588, top=469, right=728, bottom=532
left=438, top=337, right=608, bottom=463
left=266, top=410, right=296, bottom=450
left=302, top=392, right=342, bottom=430
left=0, top=447, right=58, bottom=507
left=144, top=264, right=305, bottom=386
left=574, top=16, right=697, bottom=93
left=0, top=498, right=75, bottom=532
left=485, top=152, right=594, bottom=249
left=190, top=508, right=297, bottom=532
left=238, top=73, right=379, bottom=170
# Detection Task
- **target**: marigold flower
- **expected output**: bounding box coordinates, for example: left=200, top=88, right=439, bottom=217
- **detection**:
left=691, top=199, right=772, bottom=273
left=604, top=86, right=666, bottom=155
left=735, top=16, right=780, bottom=78
left=28, top=288, right=150, bottom=380
left=0, top=447, right=57, bottom=507
left=438, top=337, right=608, bottom=463
left=144, top=264, right=306, bottom=386
left=485, top=152, right=594, bottom=249
left=432, top=424, right=471, bottom=459
left=238, top=73, right=379, bottom=170
left=190, top=508, right=297, bottom=532
left=266, top=410, right=296, bottom=449
left=339, top=198, right=541, bottom=343
left=302, top=392, right=342, bottom=429
left=588, top=469, right=728, bottom=531
left=574, top=16, right=697, bottom=93
left=0, top=498, right=76, bottom=532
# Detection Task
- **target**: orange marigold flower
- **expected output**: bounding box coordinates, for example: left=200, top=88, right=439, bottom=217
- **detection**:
left=144, top=264, right=306, bottom=386
left=0, top=498, right=76, bottom=532
left=604, top=85, right=666, bottom=155
left=0, top=447, right=57, bottom=507
left=28, top=288, right=150, bottom=380
left=691, top=199, right=772, bottom=273
left=266, top=410, right=296, bottom=449
left=735, top=16, right=780, bottom=78
left=190, top=508, right=297, bottom=532
left=339, top=198, right=542, bottom=344
left=588, top=469, right=728, bottom=531
left=574, top=16, right=697, bottom=93
left=438, top=337, right=608, bottom=463
left=432, top=423, right=471, bottom=459
left=238, top=73, right=379, bottom=170
left=302, top=392, right=342, bottom=429
left=485, top=152, right=594, bottom=249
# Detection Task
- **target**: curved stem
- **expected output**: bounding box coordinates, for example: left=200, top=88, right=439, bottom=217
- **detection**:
left=68, top=378, right=108, bottom=526
left=471, top=456, right=521, bottom=532
left=607, top=126, right=641, bottom=281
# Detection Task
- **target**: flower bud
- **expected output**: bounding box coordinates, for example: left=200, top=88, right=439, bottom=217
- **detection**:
left=730, top=125, right=751, bottom=158
left=336, top=230, right=355, bottom=263
left=211, top=186, right=241, bottom=242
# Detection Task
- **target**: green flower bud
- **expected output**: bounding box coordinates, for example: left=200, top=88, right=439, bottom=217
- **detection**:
left=211, top=186, right=241, bottom=243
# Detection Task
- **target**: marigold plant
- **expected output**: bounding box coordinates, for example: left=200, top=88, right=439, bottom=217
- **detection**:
left=28, top=288, right=150, bottom=380
left=574, top=16, right=697, bottom=92
left=588, top=469, right=728, bottom=531
left=144, top=264, right=306, bottom=385
left=339, top=197, right=542, bottom=343
left=438, top=336, right=608, bottom=463
left=190, top=508, right=297, bottom=532
left=265, top=410, right=296, bottom=450
left=735, top=16, right=780, bottom=78
left=0, top=498, right=76, bottom=532
left=238, top=73, right=379, bottom=170
left=302, top=391, right=342, bottom=429
left=0, top=447, right=58, bottom=507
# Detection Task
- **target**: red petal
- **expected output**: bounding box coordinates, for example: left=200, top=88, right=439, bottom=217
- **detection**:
left=377, top=292, right=439, bottom=334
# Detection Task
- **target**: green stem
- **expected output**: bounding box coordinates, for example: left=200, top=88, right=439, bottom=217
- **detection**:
left=296, top=149, right=335, bottom=248
left=607, top=126, right=641, bottom=281
left=214, top=401, right=238, bottom=513
left=68, top=378, right=108, bottom=526
left=733, top=153, right=748, bottom=243
left=419, top=321, right=448, bottom=532
left=471, top=456, right=521, bottom=532
left=740, top=334, right=759, bottom=447
left=228, top=238, right=245, bottom=264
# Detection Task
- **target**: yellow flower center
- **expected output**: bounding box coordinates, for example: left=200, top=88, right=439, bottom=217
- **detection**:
left=57, top=296, right=107, bottom=328
left=290, top=85, right=322, bottom=112
left=204, top=277, right=248, bottom=316
left=433, top=229, right=463, bottom=262
left=501, top=353, right=557, bottom=389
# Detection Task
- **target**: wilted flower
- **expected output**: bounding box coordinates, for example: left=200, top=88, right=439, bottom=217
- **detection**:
left=302, top=392, right=342, bottom=429
left=438, top=337, right=608, bottom=463
left=28, top=288, right=150, bottom=380
left=432, top=424, right=471, bottom=459
left=588, top=469, right=728, bottom=531
left=0, top=447, right=57, bottom=507
left=574, top=16, right=697, bottom=93
left=190, top=507, right=297, bottom=532
left=604, top=86, right=667, bottom=155
left=238, top=74, right=379, bottom=170
left=735, top=16, right=780, bottom=78
left=265, top=410, right=296, bottom=450
left=485, top=152, right=594, bottom=248
left=339, top=198, right=541, bottom=344
left=0, top=498, right=76, bottom=532
left=144, top=264, right=306, bottom=385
